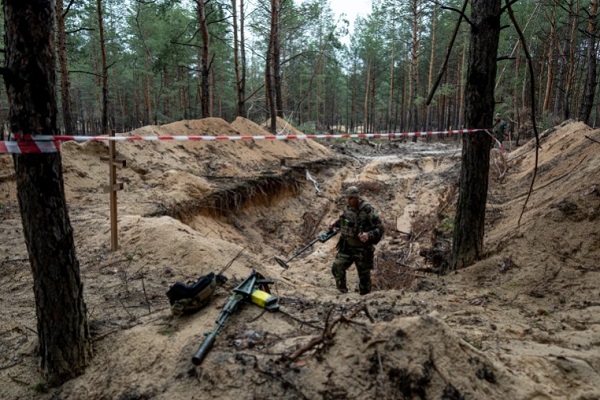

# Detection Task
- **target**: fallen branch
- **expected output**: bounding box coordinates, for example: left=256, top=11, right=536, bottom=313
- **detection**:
left=529, top=266, right=562, bottom=297
left=0, top=258, right=28, bottom=266
left=118, top=298, right=136, bottom=321
left=585, top=135, right=600, bottom=145
left=140, top=271, right=151, bottom=315
left=0, top=360, right=20, bottom=371
left=288, top=305, right=373, bottom=361
left=8, top=374, right=29, bottom=386
left=92, top=328, right=120, bottom=342
left=278, top=309, right=323, bottom=331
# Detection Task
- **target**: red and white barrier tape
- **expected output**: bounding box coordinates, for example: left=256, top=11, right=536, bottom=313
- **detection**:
left=0, top=129, right=487, bottom=154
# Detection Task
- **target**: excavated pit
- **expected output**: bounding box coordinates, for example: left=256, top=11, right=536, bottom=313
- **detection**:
left=4, top=119, right=598, bottom=399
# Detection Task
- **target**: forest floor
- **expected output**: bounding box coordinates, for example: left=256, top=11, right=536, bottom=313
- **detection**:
left=1, top=117, right=599, bottom=400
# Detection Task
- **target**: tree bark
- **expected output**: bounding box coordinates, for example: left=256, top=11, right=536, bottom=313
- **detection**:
left=408, top=0, right=421, bottom=134
left=351, top=55, right=357, bottom=132
left=450, top=0, right=501, bottom=271
left=197, top=0, right=210, bottom=118
left=388, top=24, right=395, bottom=133
left=232, top=0, right=246, bottom=117
left=56, top=0, right=74, bottom=134
left=542, top=2, right=557, bottom=113
left=97, top=0, right=109, bottom=134
left=363, top=59, right=370, bottom=134
left=3, top=0, right=92, bottom=386
left=564, top=0, right=581, bottom=119
left=579, top=0, right=597, bottom=124
left=266, top=0, right=281, bottom=132
left=426, top=6, right=437, bottom=133
left=272, top=0, right=283, bottom=119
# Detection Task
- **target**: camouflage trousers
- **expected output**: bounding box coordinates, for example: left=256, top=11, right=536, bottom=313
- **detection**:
left=331, top=245, right=374, bottom=295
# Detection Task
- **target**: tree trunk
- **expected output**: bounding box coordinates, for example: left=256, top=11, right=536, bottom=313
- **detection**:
left=554, top=39, right=568, bottom=117
left=426, top=6, right=437, bottom=134
left=450, top=0, right=501, bottom=271
left=363, top=59, right=371, bottom=134
left=387, top=24, right=395, bottom=133
left=197, top=0, right=210, bottom=118
left=370, top=76, right=376, bottom=132
left=579, top=0, right=597, bottom=124
left=513, top=41, right=521, bottom=141
left=144, top=54, right=152, bottom=126
left=3, top=0, right=92, bottom=386
left=97, top=0, right=109, bottom=134
left=536, top=44, right=546, bottom=117
left=542, top=2, right=557, bottom=113
left=272, top=0, right=283, bottom=119
left=266, top=10, right=276, bottom=132
left=232, top=0, right=246, bottom=117
left=351, top=55, right=357, bottom=132
left=457, top=35, right=468, bottom=129
left=56, top=0, right=74, bottom=134
left=564, top=0, right=580, bottom=119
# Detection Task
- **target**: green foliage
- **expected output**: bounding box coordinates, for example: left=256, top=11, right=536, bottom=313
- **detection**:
left=157, top=324, right=178, bottom=336
left=298, top=121, right=317, bottom=134
left=31, top=382, right=49, bottom=394
left=440, top=214, right=454, bottom=234
left=0, top=0, right=595, bottom=134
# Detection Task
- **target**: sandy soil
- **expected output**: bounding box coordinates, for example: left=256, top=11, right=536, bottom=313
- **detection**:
left=0, top=118, right=599, bottom=399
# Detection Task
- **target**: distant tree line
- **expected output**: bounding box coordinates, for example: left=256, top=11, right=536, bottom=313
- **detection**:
left=1, top=0, right=599, bottom=136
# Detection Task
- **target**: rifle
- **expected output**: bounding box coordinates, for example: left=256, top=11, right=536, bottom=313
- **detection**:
left=191, top=269, right=279, bottom=365
left=274, top=229, right=339, bottom=269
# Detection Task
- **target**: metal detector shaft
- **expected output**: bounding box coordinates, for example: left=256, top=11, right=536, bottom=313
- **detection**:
left=275, top=230, right=339, bottom=269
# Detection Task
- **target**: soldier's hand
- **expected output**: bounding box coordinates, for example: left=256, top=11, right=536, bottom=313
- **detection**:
left=359, top=232, right=369, bottom=242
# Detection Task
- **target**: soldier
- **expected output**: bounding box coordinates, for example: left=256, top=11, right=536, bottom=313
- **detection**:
left=492, top=113, right=508, bottom=145
left=327, top=186, right=384, bottom=295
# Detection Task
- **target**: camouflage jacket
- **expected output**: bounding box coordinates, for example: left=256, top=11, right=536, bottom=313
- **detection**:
left=334, top=199, right=384, bottom=247
left=492, top=119, right=507, bottom=141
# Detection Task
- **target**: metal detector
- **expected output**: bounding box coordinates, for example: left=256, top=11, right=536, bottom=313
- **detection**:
left=275, top=230, right=339, bottom=269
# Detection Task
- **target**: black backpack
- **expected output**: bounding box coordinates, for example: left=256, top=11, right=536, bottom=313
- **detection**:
left=166, top=273, right=227, bottom=315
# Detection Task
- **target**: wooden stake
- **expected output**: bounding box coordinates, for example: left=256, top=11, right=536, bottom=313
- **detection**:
left=101, top=130, right=125, bottom=251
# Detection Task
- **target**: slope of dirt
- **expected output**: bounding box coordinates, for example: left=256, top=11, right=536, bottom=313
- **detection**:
left=1, top=119, right=599, bottom=399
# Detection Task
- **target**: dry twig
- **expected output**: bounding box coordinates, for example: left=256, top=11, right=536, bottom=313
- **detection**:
left=288, top=304, right=372, bottom=361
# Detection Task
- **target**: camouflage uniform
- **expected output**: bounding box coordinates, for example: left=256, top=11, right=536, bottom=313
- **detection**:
left=330, top=193, right=384, bottom=295
left=492, top=114, right=508, bottom=144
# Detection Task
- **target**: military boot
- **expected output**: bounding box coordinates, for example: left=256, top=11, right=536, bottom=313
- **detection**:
left=336, top=278, right=348, bottom=293
left=358, top=272, right=371, bottom=295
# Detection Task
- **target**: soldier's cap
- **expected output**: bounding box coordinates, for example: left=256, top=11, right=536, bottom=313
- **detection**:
left=345, top=186, right=360, bottom=197
left=495, top=113, right=501, bottom=117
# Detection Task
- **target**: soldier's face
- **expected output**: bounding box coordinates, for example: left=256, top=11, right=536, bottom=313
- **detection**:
left=347, top=196, right=359, bottom=208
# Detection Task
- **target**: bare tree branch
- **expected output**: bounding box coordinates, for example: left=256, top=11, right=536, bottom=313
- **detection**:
left=63, top=0, right=76, bottom=18
left=441, top=3, right=474, bottom=27
left=585, top=135, right=600, bottom=144
left=66, top=27, right=95, bottom=35
left=505, top=0, right=541, bottom=227
left=69, top=70, right=102, bottom=78
left=426, top=0, right=469, bottom=105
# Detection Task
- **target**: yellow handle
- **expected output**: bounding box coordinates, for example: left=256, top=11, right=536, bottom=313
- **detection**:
left=250, top=289, right=279, bottom=310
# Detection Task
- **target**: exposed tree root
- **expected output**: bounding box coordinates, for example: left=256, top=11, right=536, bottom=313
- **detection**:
left=288, top=304, right=374, bottom=361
